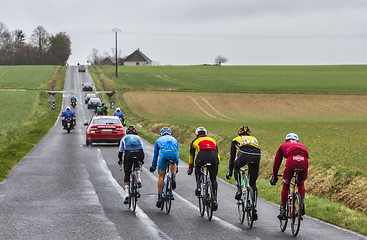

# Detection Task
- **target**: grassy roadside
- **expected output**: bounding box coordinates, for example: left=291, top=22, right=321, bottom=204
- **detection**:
left=0, top=66, right=65, bottom=181
left=89, top=65, right=367, bottom=236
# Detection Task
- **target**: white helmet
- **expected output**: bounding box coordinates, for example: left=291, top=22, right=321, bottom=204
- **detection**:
left=195, top=127, right=207, bottom=136
left=116, top=107, right=121, bottom=111
left=66, top=106, right=71, bottom=110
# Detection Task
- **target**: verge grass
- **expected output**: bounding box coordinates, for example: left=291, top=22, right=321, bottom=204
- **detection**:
left=89, top=65, right=367, bottom=235
left=0, top=66, right=64, bottom=182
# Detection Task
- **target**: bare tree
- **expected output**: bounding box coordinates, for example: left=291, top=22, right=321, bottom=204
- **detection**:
left=0, top=22, right=12, bottom=55
left=13, top=29, right=26, bottom=48
left=89, top=48, right=101, bottom=65
left=214, top=55, right=228, bottom=65
left=31, top=26, right=49, bottom=54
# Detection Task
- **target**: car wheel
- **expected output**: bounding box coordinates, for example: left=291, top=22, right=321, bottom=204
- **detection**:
left=86, top=140, right=90, bottom=146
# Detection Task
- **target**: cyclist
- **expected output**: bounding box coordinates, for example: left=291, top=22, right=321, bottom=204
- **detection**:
left=101, top=102, right=108, bottom=115
left=149, top=127, right=179, bottom=208
left=187, top=127, right=220, bottom=211
left=226, top=125, right=261, bottom=221
left=118, top=126, right=145, bottom=204
left=113, top=107, right=126, bottom=126
left=270, top=133, right=309, bottom=220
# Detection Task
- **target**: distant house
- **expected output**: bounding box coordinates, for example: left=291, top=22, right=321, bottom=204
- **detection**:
left=123, top=49, right=152, bottom=66
left=100, top=57, right=114, bottom=65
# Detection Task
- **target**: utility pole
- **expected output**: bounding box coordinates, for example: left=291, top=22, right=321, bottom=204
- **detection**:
left=112, top=28, right=121, bottom=78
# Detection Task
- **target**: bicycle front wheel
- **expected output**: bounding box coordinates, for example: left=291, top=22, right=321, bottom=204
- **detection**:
left=205, top=181, right=213, bottom=221
left=237, top=199, right=245, bottom=224
left=291, top=192, right=302, bottom=236
left=246, top=187, right=255, bottom=229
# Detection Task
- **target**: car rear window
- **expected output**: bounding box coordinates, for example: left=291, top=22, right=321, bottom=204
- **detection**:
left=92, top=118, right=120, bottom=125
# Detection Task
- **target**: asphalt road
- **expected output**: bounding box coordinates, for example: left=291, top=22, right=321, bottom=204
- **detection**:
left=0, top=66, right=366, bottom=240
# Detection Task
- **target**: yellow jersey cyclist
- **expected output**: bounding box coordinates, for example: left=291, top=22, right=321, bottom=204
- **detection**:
left=187, top=127, right=220, bottom=211
left=226, top=125, right=261, bottom=220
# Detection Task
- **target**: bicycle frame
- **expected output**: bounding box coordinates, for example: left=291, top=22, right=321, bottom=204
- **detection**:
left=278, top=168, right=303, bottom=236
left=238, top=168, right=255, bottom=228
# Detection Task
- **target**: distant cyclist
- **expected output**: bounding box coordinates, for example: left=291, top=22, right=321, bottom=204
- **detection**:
left=113, top=107, right=126, bottom=126
left=187, top=127, right=220, bottom=211
left=149, top=127, right=179, bottom=208
left=270, top=133, right=309, bottom=220
left=226, top=125, right=261, bottom=221
left=118, top=126, right=145, bottom=204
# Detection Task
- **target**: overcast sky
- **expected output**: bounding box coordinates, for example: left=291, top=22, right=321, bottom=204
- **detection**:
left=1, top=0, right=367, bottom=65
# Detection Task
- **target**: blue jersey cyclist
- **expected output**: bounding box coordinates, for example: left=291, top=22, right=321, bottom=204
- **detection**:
left=113, top=107, right=126, bottom=126
left=150, top=127, right=179, bottom=208
left=118, top=126, right=145, bottom=204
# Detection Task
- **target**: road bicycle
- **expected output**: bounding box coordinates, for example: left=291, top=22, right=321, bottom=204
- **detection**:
left=278, top=169, right=304, bottom=237
left=120, top=156, right=140, bottom=212
left=198, top=162, right=214, bottom=220
left=160, top=159, right=175, bottom=214
left=237, top=168, right=256, bottom=228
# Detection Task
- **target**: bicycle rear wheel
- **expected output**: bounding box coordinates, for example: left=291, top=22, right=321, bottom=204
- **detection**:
left=291, top=192, right=302, bottom=236
left=205, top=181, right=213, bottom=221
left=198, top=178, right=205, bottom=217
left=165, top=177, right=173, bottom=214
left=237, top=199, right=245, bottom=224
left=246, top=186, right=255, bottom=229
left=130, top=177, right=137, bottom=212
left=280, top=198, right=289, bottom=232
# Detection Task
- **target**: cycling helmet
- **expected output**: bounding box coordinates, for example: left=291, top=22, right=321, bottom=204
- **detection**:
left=238, top=125, right=251, bottom=136
left=160, top=127, right=172, bottom=136
left=66, top=107, right=70, bottom=110
left=195, top=127, right=207, bottom=136
left=285, top=133, right=299, bottom=141
left=116, top=107, right=121, bottom=111
left=126, top=126, right=138, bottom=135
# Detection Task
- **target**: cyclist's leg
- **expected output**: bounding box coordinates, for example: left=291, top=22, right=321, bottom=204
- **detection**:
left=233, top=152, right=246, bottom=200
left=123, top=151, right=133, bottom=204
left=156, top=170, right=166, bottom=208
left=296, top=158, right=309, bottom=215
left=194, top=155, right=204, bottom=196
left=170, top=151, right=179, bottom=189
left=208, top=150, right=219, bottom=210
left=248, top=156, right=260, bottom=220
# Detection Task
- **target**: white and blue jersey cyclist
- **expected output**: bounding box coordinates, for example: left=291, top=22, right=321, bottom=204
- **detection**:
left=150, top=127, right=179, bottom=208
left=118, top=126, right=144, bottom=204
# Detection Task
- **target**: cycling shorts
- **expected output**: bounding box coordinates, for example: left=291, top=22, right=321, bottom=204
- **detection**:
left=157, top=150, right=179, bottom=172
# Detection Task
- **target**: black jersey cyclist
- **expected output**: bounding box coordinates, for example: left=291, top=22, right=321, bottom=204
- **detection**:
left=187, top=127, right=220, bottom=211
left=226, top=125, right=261, bottom=220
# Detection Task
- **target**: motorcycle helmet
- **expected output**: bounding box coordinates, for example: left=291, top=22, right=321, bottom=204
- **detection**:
left=238, top=125, right=251, bottom=136
left=285, top=133, right=299, bottom=141
left=116, top=107, right=121, bottom=111
left=126, top=126, right=138, bottom=135
left=195, top=127, right=207, bottom=136
left=66, top=107, right=70, bottom=110
left=160, top=127, right=172, bottom=136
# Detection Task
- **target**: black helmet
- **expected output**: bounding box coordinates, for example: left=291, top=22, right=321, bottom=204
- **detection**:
left=238, top=125, right=251, bottom=136
left=126, top=126, right=137, bottom=135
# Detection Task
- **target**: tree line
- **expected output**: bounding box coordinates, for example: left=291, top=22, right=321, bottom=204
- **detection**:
left=0, top=22, right=71, bottom=65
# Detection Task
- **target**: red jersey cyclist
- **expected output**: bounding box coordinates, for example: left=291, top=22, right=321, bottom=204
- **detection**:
left=187, top=127, right=220, bottom=211
left=270, top=133, right=309, bottom=220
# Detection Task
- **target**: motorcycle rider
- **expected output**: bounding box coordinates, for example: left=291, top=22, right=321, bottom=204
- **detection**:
left=61, top=107, right=76, bottom=129
left=114, top=107, right=126, bottom=126
left=70, top=95, right=77, bottom=107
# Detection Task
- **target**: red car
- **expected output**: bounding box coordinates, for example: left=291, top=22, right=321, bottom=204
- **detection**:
left=84, top=115, right=125, bottom=146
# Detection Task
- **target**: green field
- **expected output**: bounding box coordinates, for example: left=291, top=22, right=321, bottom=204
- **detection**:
left=96, top=65, right=367, bottom=94
left=90, top=65, right=367, bottom=235
left=0, top=65, right=64, bottom=181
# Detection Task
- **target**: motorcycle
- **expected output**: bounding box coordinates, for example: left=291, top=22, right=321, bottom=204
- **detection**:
left=62, top=118, right=76, bottom=133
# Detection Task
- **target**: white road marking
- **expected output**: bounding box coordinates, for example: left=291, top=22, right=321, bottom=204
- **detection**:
left=141, top=164, right=243, bottom=232
left=96, top=149, right=171, bottom=240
